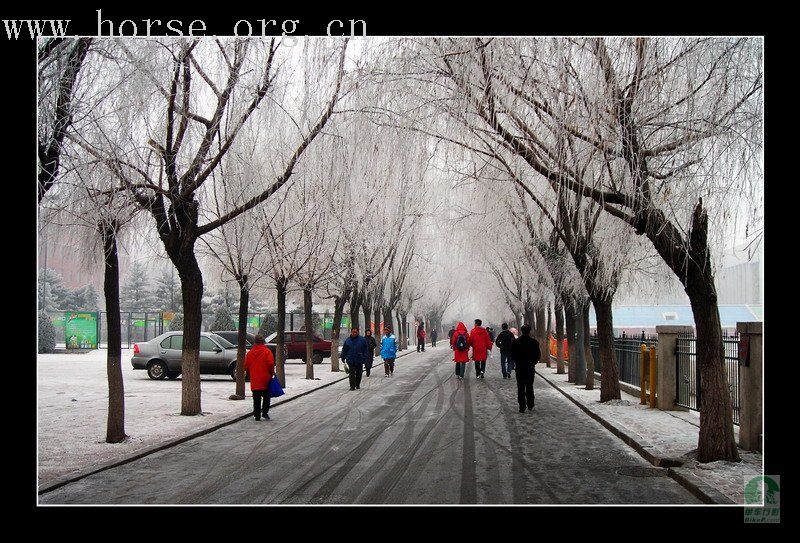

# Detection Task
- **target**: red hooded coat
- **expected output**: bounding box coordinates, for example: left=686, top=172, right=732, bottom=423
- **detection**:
left=450, top=322, right=471, bottom=363
left=244, top=343, right=275, bottom=391
left=469, top=325, right=493, bottom=362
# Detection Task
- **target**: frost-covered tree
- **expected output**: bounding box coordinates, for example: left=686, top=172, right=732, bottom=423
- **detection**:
left=120, top=262, right=156, bottom=311
left=168, top=313, right=184, bottom=332
left=153, top=267, right=182, bottom=312
left=210, top=305, right=235, bottom=332
left=38, top=311, right=57, bottom=353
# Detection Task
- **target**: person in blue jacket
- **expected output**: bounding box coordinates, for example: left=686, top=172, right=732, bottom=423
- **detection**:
left=380, top=325, right=398, bottom=377
left=341, top=327, right=370, bottom=390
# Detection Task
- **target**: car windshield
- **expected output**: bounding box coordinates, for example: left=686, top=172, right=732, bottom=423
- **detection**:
left=209, top=334, right=234, bottom=349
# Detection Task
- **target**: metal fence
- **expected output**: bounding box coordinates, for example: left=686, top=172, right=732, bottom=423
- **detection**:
left=676, top=332, right=740, bottom=425
left=590, top=333, right=658, bottom=388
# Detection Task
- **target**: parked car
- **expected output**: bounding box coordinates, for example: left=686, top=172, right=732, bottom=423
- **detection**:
left=132, top=331, right=241, bottom=381
left=263, top=331, right=332, bottom=364
left=211, top=330, right=283, bottom=357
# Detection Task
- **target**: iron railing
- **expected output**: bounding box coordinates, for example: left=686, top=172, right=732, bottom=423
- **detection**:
left=590, top=333, right=658, bottom=388
left=675, top=332, right=740, bottom=425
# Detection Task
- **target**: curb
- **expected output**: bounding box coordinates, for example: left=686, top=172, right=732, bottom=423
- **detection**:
left=536, top=369, right=731, bottom=505
left=38, top=349, right=417, bottom=496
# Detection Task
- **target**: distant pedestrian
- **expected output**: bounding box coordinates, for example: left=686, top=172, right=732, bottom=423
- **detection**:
left=487, top=327, right=495, bottom=342
left=417, top=323, right=426, bottom=352
left=448, top=327, right=455, bottom=341
left=450, top=321, right=471, bottom=380
left=244, top=334, right=276, bottom=421
left=494, top=323, right=516, bottom=379
left=431, top=329, right=438, bottom=347
left=381, top=326, right=398, bottom=376
left=341, top=327, right=370, bottom=390
left=469, top=319, right=493, bottom=379
left=364, top=328, right=377, bottom=377
left=510, top=324, right=541, bottom=412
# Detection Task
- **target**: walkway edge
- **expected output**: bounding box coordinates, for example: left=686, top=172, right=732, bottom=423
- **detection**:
left=38, top=350, right=416, bottom=496
left=536, top=369, right=734, bottom=505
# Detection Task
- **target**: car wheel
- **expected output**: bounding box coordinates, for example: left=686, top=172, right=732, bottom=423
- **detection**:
left=147, top=360, right=168, bottom=380
left=229, top=363, right=237, bottom=381
left=167, top=372, right=181, bottom=380
left=312, top=352, right=323, bottom=365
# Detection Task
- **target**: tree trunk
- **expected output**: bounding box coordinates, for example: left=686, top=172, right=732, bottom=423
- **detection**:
left=593, top=296, right=621, bottom=401
left=574, top=300, right=587, bottom=386
left=349, top=287, right=361, bottom=331
left=565, top=301, right=577, bottom=383
left=175, top=252, right=203, bottom=415
left=395, top=311, right=403, bottom=350
left=400, top=312, right=408, bottom=350
left=374, top=305, right=382, bottom=356
left=555, top=301, right=565, bottom=374
left=330, top=296, right=345, bottom=372
left=362, top=303, right=372, bottom=337
left=304, top=286, right=314, bottom=380
left=101, top=224, right=125, bottom=443
left=233, top=274, right=249, bottom=400
left=275, top=277, right=287, bottom=387
left=546, top=303, right=552, bottom=367
left=583, top=303, right=594, bottom=390
left=535, top=306, right=547, bottom=369
left=643, top=200, right=739, bottom=462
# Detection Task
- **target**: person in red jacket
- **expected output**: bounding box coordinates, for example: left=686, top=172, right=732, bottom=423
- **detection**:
left=244, top=334, right=276, bottom=421
left=450, top=321, right=471, bottom=380
left=469, top=318, right=493, bottom=379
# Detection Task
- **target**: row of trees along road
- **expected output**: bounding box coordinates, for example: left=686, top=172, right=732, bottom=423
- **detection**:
left=39, top=37, right=762, bottom=463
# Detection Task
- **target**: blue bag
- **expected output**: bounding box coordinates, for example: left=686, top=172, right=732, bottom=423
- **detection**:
left=268, top=375, right=284, bottom=398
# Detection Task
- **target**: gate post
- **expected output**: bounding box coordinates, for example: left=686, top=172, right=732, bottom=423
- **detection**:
left=737, top=321, right=762, bottom=452
left=655, top=325, right=693, bottom=411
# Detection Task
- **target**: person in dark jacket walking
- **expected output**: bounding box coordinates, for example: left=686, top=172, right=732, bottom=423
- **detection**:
left=510, top=324, right=541, bottom=412
left=431, top=328, right=438, bottom=347
left=494, top=323, right=516, bottom=379
left=448, top=327, right=455, bottom=341
left=244, top=334, right=276, bottom=420
left=341, top=327, right=370, bottom=390
left=364, top=328, right=377, bottom=377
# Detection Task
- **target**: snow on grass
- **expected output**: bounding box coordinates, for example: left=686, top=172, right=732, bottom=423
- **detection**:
left=38, top=348, right=346, bottom=488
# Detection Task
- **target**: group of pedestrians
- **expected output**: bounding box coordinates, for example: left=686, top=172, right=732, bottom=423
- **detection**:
left=341, top=326, right=398, bottom=390
left=451, top=320, right=541, bottom=413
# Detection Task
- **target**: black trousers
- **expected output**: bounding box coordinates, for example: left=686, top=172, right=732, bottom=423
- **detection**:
left=253, top=389, right=271, bottom=419
left=417, top=340, right=425, bottom=352
left=383, top=358, right=395, bottom=375
left=349, top=364, right=364, bottom=389
left=455, top=362, right=466, bottom=377
left=365, top=357, right=374, bottom=376
left=516, top=369, right=535, bottom=410
left=475, top=360, right=486, bottom=376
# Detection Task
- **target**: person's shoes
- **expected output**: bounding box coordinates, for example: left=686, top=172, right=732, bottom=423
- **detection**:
left=356, top=386, right=360, bottom=389
left=528, top=405, right=533, bottom=411
left=519, top=407, right=526, bottom=413
left=255, top=416, right=261, bottom=421
left=350, top=387, right=355, bottom=391
left=263, top=413, right=270, bottom=420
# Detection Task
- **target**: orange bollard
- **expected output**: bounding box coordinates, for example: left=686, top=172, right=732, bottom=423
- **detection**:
left=640, top=344, right=647, bottom=405
left=649, top=345, right=657, bottom=408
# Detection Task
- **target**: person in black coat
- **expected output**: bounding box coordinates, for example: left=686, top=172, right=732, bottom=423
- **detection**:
left=510, top=324, right=541, bottom=412
left=364, top=328, right=377, bottom=377
left=341, top=327, right=370, bottom=390
left=494, top=323, right=516, bottom=379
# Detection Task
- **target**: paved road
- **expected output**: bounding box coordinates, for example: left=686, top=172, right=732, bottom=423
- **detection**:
left=41, top=348, right=700, bottom=504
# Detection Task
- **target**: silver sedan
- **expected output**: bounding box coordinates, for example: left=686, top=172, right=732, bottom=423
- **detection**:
left=131, top=331, right=241, bottom=380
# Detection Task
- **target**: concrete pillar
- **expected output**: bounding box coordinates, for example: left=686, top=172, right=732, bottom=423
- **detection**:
left=655, top=325, right=694, bottom=411
left=737, top=321, right=763, bottom=452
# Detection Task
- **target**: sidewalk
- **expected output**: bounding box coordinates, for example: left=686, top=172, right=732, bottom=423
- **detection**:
left=536, top=366, right=763, bottom=504
left=38, top=348, right=416, bottom=493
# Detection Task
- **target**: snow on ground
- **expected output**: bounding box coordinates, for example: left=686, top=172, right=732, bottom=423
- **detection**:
left=38, top=349, right=347, bottom=488
left=538, top=367, right=763, bottom=503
